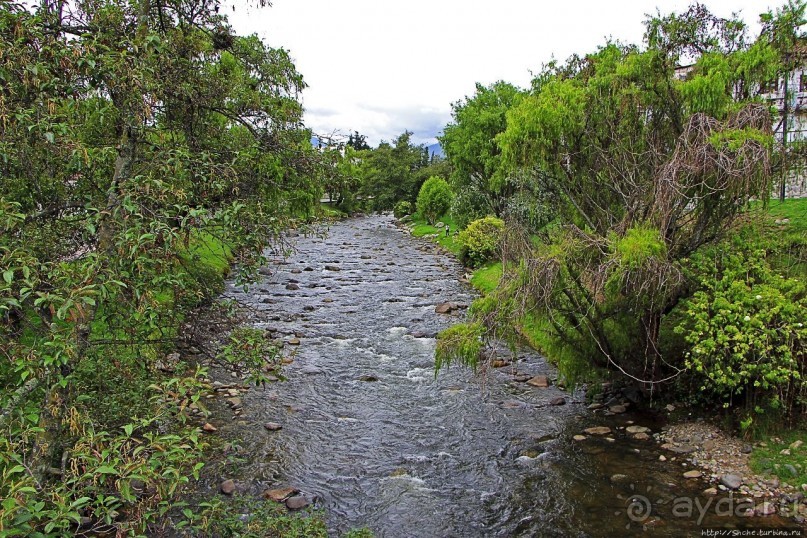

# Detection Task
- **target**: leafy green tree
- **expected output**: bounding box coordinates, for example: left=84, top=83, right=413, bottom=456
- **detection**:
left=440, top=81, right=524, bottom=226
left=442, top=6, right=780, bottom=391
left=0, top=0, right=322, bottom=532
left=358, top=131, right=427, bottom=210
left=347, top=130, right=371, bottom=151
left=416, top=176, right=453, bottom=224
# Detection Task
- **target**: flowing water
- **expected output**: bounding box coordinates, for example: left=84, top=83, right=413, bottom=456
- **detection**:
left=205, top=214, right=799, bottom=537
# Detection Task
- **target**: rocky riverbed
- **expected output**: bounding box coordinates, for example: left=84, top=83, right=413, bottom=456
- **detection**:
left=179, top=214, right=804, bottom=537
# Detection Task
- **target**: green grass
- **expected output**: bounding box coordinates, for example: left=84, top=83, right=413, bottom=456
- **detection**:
left=763, top=197, right=807, bottom=233
left=749, top=429, right=807, bottom=487
left=183, top=230, right=234, bottom=277
left=316, top=202, right=349, bottom=219
left=192, top=497, right=328, bottom=537
left=409, top=213, right=461, bottom=255
left=469, top=261, right=502, bottom=294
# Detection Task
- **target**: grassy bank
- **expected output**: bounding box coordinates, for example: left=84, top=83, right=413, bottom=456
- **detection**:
left=407, top=213, right=461, bottom=256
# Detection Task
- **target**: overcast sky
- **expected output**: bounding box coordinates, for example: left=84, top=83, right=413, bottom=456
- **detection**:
left=227, top=0, right=775, bottom=147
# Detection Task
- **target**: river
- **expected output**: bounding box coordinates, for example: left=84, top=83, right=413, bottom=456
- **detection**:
left=203, top=214, right=798, bottom=537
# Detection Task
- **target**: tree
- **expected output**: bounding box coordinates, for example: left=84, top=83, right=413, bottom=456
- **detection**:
left=347, top=130, right=371, bottom=151
left=416, top=176, right=453, bottom=224
left=440, top=81, right=524, bottom=226
left=758, top=0, right=807, bottom=200
left=358, top=131, right=427, bottom=210
left=0, top=0, right=322, bottom=532
left=440, top=6, right=779, bottom=390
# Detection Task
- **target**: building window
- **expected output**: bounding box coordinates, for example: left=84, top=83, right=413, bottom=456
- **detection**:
left=760, top=78, right=780, bottom=94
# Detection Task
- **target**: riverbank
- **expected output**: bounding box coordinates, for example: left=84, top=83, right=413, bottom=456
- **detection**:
left=402, top=209, right=807, bottom=529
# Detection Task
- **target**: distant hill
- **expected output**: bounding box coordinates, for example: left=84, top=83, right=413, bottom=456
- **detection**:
left=426, top=142, right=444, bottom=159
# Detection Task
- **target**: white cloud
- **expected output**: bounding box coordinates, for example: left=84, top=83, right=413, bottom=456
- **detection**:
left=227, top=0, right=772, bottom=146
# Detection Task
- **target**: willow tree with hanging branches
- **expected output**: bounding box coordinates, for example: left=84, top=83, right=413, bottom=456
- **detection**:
left=436, top=4, right=794, bottom=393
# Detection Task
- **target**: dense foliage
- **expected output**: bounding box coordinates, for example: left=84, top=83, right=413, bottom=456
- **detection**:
left=440, top=82, right=522, bottom=226
left=457, top=216, right=504, bottom=267
left=415, top=177, right=453, bottom=225
left=393, top=200, right=413, bottom=219
left=436, top=2, right=806, bottom=421
left=676, top=239, right=806, bottom=414
left=0, top=0, right=323, bottom=533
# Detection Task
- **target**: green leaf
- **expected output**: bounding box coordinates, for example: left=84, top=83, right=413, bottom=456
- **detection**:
left=3, top=269, right=13, bottom=284
left=95, top=466, right=119, bottom=475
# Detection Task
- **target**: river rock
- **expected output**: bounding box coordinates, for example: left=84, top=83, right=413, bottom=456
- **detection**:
left=287, top=338, right=301, bottom=345
left=610, top=474, right=629, bottom=483
left=220, top=479, right=236, bottom=495
left=526, top=375, right=549, bottom=388
left=683, top=470, right=702, bottom=479
left=264, top=487, right=298, bottom=502
left=324, top=265, right=341, bottom=271
left=285, top=495, right=310, bottom=510
left=626, top=426, right=650, bottom=434
left=587, top=403, right=604, bottom=410
left=359, top=375, right=379, bottom=382
left=549, top=397, right=566, bottom=406
left=703, top=487, right=718, bottom=495
left=755, top=502, right=777, bottom=516
left=435, top=302, right=458, bottom=314
left=633, top=432, right=650, bottom=441
left=226, top=397, right=241, bottom=409
left=608, top=404, right=626, bottom=414
left=264, top=422, right=282, bottom=431
left=583, top=426, right=611, bottom=436
left=512, top=373, right=531, bottom=382
left=720, top=474, right=743, bottom=490
left=202, top=423, right=218, bottom=432
left=573, top=435, right=586, bottom=441
left=784, top=464, right=798, bottom=477
left=286, top=283, right=299, bottom=290
left=661, top=443, right=697, bottom=454
left=360, top=254, right=371, bottom=259
left=790, top=440, right=803, bottom=450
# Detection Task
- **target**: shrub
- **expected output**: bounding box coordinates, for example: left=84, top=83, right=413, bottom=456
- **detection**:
left=675, top=246, right=806, bottom=416
left=393, top=200, right=413, bottom=219
left=416, top=177, right=452, bottom=224
left=457, top=216, right=505, bottom=267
